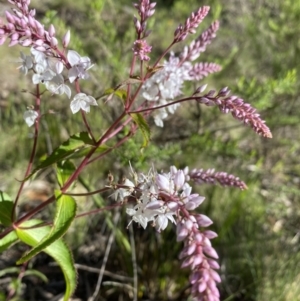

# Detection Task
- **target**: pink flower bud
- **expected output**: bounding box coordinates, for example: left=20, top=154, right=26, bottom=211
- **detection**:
left=50, top=37, right=58, bottom=47
left=203, top=246, right=218, bottom=259
left=156, top=174, right=170, bottom=192
left=174, top=170, right=185, bottom=190
left=195, top=214, right=213, bottom=227
left=34, top=39, right=44, bottom=46
left=9, top=39, right=19, bottom=46
left=0, top=36, right=7, bottom=45
left=203, top=230, right=218, bottom=239
left=7, top=23, right=15, bottom=31
left=191, top=254, right=203, bottom=269
left=145, top=200, right=163, bottom=209
left=167, top=201, right=178, bottom=211
left=5, top=11, right=15, bottom=24
left=63, top=29, right=70, bottom=48
left=207, top=259, right=220, bottom=269
left=187, top=242, right=197, bottom=255
left=29, top=9, right=36, bottom=17
left=181, top=256, right=193, bottom=268
left=210, top=270, right=221, bottom=283
left=28, top=15, right=36, bottom=28
left=176, top=224, right=189, bottom=241
left=48, top=24, right=55, bottom=37
left=21, top=38, right=32, bottom=46
left=10, top=32, right=19, bottom=41
left=198, top=281, right=207, bottom=293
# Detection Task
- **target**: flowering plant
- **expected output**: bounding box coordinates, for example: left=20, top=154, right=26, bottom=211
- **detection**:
left=0, top=0, right=271, bottom=300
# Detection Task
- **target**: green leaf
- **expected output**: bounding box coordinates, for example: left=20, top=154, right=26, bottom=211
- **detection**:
left=97, top=77, right=143, bottom=103
left=0, top=267, right=20, bottom=278
left=68, top=144, right=111, bottom=160
left=26, top=132, right=95, bottom=180
left=0, top=230, right=18, bottom=253
left=56, top=160, right=77, bottom=187
left=0, top=191, right=14, bottom=226
left=23, top=269, right=48, bottom=283
left=130, top=113, right=151, bottom=148
left=16, top=219, right=76, bottom=301
left=17, top=191, right=76, bottom=264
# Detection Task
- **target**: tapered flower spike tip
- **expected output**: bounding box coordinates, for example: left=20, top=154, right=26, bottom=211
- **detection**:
left=174, top=6, right=210, bottom=43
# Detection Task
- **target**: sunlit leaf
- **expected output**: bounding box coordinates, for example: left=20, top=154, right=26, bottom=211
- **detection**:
left=56, top=160, right=76, bottom=188
left=25, top=132, right=95, bottom=180
left=0, top=230, right=18, bottom=253
left=16, top=219, right=76, bottom=301
left=17, top=191, right=76, bottom=263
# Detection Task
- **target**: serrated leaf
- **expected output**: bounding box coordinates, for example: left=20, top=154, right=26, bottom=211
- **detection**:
left=56, top=160, right=76, bottom=187
left=26, top=132, right=95, bottom=180
left=130, top=113, right=151, bottom=148
left=0, top=191, right=14, bottom=226
left=16, top=219, right=76, bottom=301
left=0, top=230, right=18, bottom=253
left=17, top=191, right=76, bottom=264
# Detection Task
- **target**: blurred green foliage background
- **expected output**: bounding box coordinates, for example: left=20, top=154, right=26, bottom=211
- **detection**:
left=0, top=0, right=299, bottom=300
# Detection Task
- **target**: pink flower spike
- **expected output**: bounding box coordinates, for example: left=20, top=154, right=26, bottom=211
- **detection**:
left=174, top=6, right=210, bottom=43
left=132, top=39, right=152, bottom=61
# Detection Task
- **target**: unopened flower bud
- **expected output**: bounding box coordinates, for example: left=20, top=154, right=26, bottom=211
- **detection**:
left=48, top=24, right=55, bottom=37
left=63, top=30, right=70, bottom=48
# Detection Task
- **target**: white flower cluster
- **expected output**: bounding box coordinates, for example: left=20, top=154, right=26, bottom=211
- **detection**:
left=116, top=166, right=205, bottom=232
left=142, top=52, right=192, bottom=127
left=19, top=48, right=96, bottom=127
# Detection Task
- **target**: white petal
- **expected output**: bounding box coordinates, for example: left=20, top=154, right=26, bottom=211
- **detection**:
left=70, top=99, right=81, bottom=114
left=56, top=61, right=64, bottom=74
left=80, top=100, right=90, bottom=113
left=64, top=85, right=72, bottom=99
left=86, top=95, right=98, bottom=106
left=23, top=110, right=38, bottom=127
left=68, top=67, right=78, bottom=83
left=67, top=50, right=80, bottom=66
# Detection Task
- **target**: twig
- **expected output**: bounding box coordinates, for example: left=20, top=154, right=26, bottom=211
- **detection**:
left=74, top=264, right=132, bottom=282
left=88, top=211, right=120, bottom=301
left=129, top=223, right=138, bottom=301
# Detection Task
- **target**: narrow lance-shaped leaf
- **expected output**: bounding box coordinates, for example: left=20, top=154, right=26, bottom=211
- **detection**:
left=130, top=113, right=151, bottom=148
left=25, top=132, right=95, bottom=180
left=16, top=219, right=76, bottom=301
left=0, top=231, right=18, bottom=253
left=17, top=191, right=76, bottom=264
left=0, top=191, right=14, bottom=226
